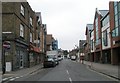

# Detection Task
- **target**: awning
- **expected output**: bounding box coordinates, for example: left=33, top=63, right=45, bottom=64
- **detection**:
left=30, top=44, right=40, bottom=53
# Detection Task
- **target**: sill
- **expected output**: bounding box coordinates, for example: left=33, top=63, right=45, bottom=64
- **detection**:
left=20, top=36, right=24, bottom=39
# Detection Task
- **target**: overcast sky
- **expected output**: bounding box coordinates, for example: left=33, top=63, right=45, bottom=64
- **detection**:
left=27, top=0, right=114, bottom=50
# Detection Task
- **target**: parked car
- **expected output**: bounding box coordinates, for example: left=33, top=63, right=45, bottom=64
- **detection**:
left=53, top=57, right=59, bottom=65
left=43, top=56, right=56, bottom=68
left=58, top=55, right=63, bottom=61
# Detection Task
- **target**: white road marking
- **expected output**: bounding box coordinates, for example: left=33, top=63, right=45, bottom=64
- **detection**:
left=2, top=77, right=13, bottom=81
left=66, top=70, right=69, bottom=75
left=20, top=76, right=24, bottom=77
left=9, top=78, right=16, bottom=81
left=9, top=77, right=13, bottom=79
left=5, top=76, right=24, bottom=81
left=69, top=77, right=72, bottom=83
left=15, top=77, right=20, bottom=79
left=2, top=78, right=9, bottom=81
left=66, top=70, right=72, bottom=83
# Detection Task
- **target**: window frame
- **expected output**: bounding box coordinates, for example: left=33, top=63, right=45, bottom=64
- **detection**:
left=30, top=17, right=33, bottom=26
left=30, top=32, right=33, bottom=43
left=103, top=30, right=108, bottom=46
left=20, top=4, right=25, bottom=16
left=20, top=24, right=24, bottom=38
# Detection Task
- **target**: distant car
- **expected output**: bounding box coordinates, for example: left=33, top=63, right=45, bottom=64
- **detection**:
left=43, top=56, right=56, bottom=68
left=71, top=55, right=76, bottom=60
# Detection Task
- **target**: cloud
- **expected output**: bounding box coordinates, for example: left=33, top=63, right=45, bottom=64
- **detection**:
left=27, top=0, right=111, bottom=50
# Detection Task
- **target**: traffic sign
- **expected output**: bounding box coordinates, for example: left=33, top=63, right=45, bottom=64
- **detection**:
left=3, top=41, right=10, bottom=49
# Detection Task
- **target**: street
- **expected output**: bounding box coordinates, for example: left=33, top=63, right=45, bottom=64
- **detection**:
left=4, top=59, right=118, bottom=83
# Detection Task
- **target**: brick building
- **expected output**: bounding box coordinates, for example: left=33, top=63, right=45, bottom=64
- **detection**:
left=85, top=24, right=93, bottom=61
left=84, top=1, right=120, bottom=65
left=2, top=2, right=32, bottom=71
left=109, top=1, right=120, bottom=65
left=79, top=40, right=86, bottom=60
left=46, top=34, right=53, bottom=51
left=101, top=11, right=111, bottom=64
left=2, top=2, right=47, bottom=72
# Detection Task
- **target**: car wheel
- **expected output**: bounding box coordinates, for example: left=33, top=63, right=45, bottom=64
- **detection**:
left=44, top=65, right=47, bottom=68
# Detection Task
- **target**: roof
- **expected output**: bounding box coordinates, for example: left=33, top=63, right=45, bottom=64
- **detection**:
left=99, top=10, right=109, bottom=17
left=85, top=24, right=93, bottom=35
left=35, top=12, right=42, bottom=24
left=96, top=8, right=109, bottom=17
left=86, top=24, right=93, bottom=31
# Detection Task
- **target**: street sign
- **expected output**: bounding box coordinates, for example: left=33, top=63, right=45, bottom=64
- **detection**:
left=3, top=41, right=10, bottom=49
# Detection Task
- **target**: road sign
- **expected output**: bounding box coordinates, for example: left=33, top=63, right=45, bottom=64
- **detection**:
left=3, top=41, right=10, bottom=49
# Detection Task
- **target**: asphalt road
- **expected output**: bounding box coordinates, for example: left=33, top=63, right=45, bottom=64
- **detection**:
left=7, top=59, right=118, bottom=83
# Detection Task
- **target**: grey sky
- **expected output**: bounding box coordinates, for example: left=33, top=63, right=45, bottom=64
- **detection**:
left=27, top=0, right=113, bottom=50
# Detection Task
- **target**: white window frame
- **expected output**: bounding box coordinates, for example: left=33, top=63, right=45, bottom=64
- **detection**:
left=30, top=17, right=33, bottom=26
left=20, top=24, right=24, bottom=37
left=21, top=4, right=25, bottom=16
left=30, top=33, right=33, bottom=42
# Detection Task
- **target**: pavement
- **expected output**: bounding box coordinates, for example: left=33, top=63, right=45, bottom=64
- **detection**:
left=2, top=63, right=43, bottom=82
left=83, top=60, right=120, bottom=80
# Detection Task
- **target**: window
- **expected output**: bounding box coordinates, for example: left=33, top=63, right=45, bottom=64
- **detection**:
left=20, top=5, right=25, bottom=16
left=116, top=27, right=119, bottom=36
left=95, top=18, right=99, bottom=46
left=103, top=30, right=108, bottom=46
left=115, top=21, right=118, bottom=27
left=112, top=29, right=116, bottom=37
left=20, top=24, right=24, bottom=37
left=112, top=27, right=119, bottom=37
left=96, top=31, right=99, bottom=40
left=91, top=40, right=93, bottom=50
left=115, top=15, right=118, bottom=21
left=118, top=2, right=120, bottom=12
left=30, top=33, right=32, bottom=42
left=118, top=12, right=120, bottom=19
left=102, top=15, right=109, bottom=27
left=114, top=6, right=118, bottom=15
left=30, top=17, right=33, bottom=26
left=114, top=2, right=120, bottom=37
left=114, top=2, right=117, bottom=6
left=95, top=18, right=98, bottom=27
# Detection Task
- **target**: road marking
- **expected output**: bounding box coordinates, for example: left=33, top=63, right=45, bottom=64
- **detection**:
left=66, top=70, right=69, bottom=75
left=66, top=70, right=72, bottom=83
left=69, top=77, right=72, bottom=83
left=2, top=77, right=13, bottom=81
left=87, top=66, right=119, bottom=81
left=9, top=78, right=16, bottom=81
left=20, top=76, right=24, bottom=77
left=2, top=78, right=9, bottom=81
left=15, top=77, right=20, bottom=79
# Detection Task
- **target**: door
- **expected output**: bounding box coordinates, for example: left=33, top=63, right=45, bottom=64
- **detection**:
left=20, top=51, right=24, bottom=68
